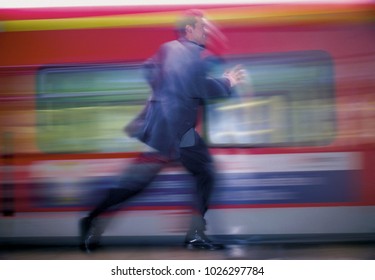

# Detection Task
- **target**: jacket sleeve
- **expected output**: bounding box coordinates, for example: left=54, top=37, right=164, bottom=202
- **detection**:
left=204, top=76, right=232, bottom=98
left=201, top=54, right=233, bottom=99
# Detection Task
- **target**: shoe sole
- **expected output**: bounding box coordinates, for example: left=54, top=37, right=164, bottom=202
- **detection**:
left=185, top=243, right=225, bottom=251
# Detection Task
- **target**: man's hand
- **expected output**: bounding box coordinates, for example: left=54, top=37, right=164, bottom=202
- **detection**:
left=223, top=65, right=247, bottom=87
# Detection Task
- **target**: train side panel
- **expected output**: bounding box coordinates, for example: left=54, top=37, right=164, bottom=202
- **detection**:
left=1, top=4, right=375, bottom=243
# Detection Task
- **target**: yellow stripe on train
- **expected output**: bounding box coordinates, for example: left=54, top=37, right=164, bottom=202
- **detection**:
left=2, top=5, right=374, bottom=32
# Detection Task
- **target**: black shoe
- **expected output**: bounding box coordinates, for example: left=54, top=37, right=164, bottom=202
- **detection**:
left=79, top=217, right=100, bottom=253
left=184, top=230, right=225, bottom=251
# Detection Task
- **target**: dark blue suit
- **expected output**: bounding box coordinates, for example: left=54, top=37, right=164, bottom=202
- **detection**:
left=89, top=38, right=233, bottom=232
left=131, top=38, right=232, bottom=159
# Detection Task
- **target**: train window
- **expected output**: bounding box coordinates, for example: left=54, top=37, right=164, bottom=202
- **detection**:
left=36, top=65, right=149, bottom=153
left=205, top=51, right=336, bottom=147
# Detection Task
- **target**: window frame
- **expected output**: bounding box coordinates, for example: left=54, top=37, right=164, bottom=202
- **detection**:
left=203, top=50, right=336, bottom=148
left=35, top=62, right=149, bottom=154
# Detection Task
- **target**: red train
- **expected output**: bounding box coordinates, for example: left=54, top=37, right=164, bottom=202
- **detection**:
left=1, top=3, right=374, bottom=245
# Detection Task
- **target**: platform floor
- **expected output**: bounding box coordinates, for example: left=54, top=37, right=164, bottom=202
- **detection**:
left=1, top=242, right=374, bottom=260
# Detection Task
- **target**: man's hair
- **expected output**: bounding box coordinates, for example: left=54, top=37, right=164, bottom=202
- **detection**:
left=175, top=9, right=205, bottom=37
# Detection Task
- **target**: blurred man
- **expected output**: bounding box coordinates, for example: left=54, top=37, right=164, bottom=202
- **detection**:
left=80, top=9, right=246, bottom=252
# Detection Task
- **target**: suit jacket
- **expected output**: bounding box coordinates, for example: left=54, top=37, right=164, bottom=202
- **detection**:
left=126, top=38, right=233, bottom=159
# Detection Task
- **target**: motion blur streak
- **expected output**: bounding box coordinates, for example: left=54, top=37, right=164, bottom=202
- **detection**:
left=1, top=4, right=375, bottom=32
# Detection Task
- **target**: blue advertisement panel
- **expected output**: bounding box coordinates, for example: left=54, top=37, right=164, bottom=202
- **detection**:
left=29, top=152, right=361, bottom=209
left=32, top=170, right=360, bottom=209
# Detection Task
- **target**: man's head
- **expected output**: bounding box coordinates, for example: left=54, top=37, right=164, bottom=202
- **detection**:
left=176, top=9, right=207, bottom=46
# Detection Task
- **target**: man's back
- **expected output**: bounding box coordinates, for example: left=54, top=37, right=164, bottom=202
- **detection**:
left=140, top=39, right=205, bottom=158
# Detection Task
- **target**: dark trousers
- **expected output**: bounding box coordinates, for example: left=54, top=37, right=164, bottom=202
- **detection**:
left=88, top=136, right=215, bottom=232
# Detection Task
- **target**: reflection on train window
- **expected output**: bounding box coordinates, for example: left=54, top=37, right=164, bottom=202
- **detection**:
left=206, top=51, right=335, bottom=146
left=37, top=65, right=149, bottom=153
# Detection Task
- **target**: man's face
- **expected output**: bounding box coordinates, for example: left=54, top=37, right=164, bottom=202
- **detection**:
left=189, top=17, right=207, bottom=46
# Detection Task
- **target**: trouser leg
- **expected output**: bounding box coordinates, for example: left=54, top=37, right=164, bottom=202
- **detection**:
left=88, top=152, right=167, bottom=220
left=180, top=136, right=216, bottom=232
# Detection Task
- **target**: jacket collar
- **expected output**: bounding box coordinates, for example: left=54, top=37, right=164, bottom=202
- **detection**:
left=178, top=37, right=205, bottom=49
